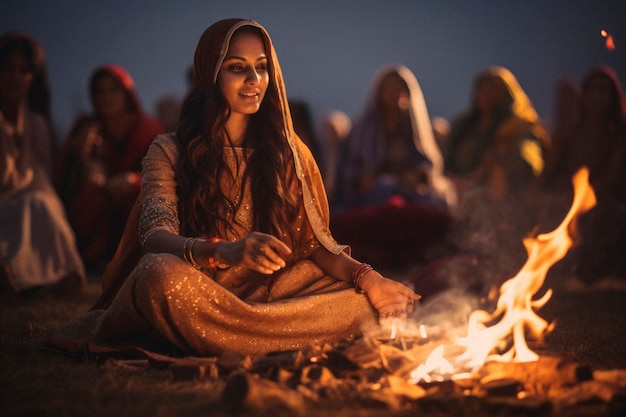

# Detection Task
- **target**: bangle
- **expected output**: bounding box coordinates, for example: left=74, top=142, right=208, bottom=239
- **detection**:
left=206, top=237, right=224, bottom=269
left=182, top=237, right=201, bottom=269
left=182, top=237, right=193, bottom=264
left=187, top=237, right=201, bottom=268
left=352, top=263, right=373, bottom=293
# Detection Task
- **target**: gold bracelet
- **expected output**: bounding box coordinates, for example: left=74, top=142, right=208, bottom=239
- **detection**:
left=182, top=237, right=194, bottom=265
left=352, top=263, right=373, bottom=293
left=187, top=237, right=201, bottom=269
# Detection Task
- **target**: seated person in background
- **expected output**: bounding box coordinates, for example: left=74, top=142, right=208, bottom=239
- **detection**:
left=331, top=64, right=456, bottom=269
left=318, top=109, right=352, bottom=198
left=55, top=64, right=164, bottom=271
left=540, top=66, right=626, bottom=282
left=443, top=66, right=551, bottom=290
left=444, top=66, right=550, bottom=204
left=0, top=31, right=84, bottom=297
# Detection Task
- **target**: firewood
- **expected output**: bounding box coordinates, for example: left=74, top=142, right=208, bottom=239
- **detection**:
left=217, top=350, right=252, bottom=373
left=165, top=357, right=219, bottom=381
left=594, top=369, right=626, bottom=385
left=480, top=356, right=592, bottom=396
left=252, top=349, right=304, bottom=372
left=385, top=374, right=427, bottom=400
left=552, top=379, right=626, bottom=411
left=481, top=378, right=522, bottom=396
left=221, top=372, right=306, bottom=415
left=482, top=395, right=553, bottom=415
left=298, top=364, right=336, bottom=385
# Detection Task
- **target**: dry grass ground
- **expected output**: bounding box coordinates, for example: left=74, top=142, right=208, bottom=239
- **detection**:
left=1, top=274, right=625, bottom=417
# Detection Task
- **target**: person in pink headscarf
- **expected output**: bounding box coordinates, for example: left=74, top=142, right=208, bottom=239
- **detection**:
left=56, top=64, right=164, bottom=271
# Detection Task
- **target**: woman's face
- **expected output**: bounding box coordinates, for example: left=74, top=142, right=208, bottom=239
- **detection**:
left=217, top=30, right=269, bottom=117
left=92, top=74, right=127, bottom=117
left=378, top=73, right=410, bottom=112
left=0, top=51, right=33, bottom=105
left=475, top=76, right=509, bottom=115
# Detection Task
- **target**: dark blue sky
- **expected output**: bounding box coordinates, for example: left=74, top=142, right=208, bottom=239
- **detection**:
left=2, top=0, right=624, bottom=139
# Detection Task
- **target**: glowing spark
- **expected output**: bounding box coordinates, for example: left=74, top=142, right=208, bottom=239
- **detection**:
left=601, top=29, right=616, bottom=51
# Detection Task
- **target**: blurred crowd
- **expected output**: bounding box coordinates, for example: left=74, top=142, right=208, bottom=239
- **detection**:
left=2, top=30, right=624, bottom=300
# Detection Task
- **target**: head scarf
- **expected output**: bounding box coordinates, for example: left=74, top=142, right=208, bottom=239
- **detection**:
left=0, top=31, right=50, bottom=120
left=475, top=66, right=538, bottom=123
left=89, top=64, right=142, bottom=114
left=93, top=19, right=347, bottom=309
left=192, top=18, right=346, bottom=254
left=445, top=66, right=549, bottom=175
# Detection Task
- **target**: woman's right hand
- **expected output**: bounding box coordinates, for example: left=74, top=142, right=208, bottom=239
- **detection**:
left=217, top=232, right=292, bottom=274
left=358, top=270, right=421, bottom=319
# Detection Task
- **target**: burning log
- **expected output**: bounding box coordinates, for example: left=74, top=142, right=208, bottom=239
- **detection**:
left=479, top=356, right=592, bottom=397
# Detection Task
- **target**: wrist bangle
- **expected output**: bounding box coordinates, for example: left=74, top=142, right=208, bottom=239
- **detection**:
left=182, top=237, right=193, bottom=264
left=183, top=237, right=201, bottom=269
left=187, top=237, right=201, bottom=268
left=206, top=237, right=225, bottom=269
left=352, top=263, right=373, bottom=293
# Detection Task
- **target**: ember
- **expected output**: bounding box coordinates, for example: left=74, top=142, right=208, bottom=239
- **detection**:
left=601, top=29, right=616, bottom=51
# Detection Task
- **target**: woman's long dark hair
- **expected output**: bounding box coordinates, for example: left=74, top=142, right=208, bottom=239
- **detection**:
left=176, top=23, right=297, bottom=240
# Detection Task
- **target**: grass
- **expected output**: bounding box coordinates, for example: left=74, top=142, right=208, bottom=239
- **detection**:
left=1, top=274, right=625, bottom=417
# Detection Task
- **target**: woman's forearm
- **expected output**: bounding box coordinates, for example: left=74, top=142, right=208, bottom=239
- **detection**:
left=309, top=246, right=361, bottom=284
left=143, top=230, right=188, bottom=259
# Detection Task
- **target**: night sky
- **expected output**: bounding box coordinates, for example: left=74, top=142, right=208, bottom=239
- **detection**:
left=2, top=0, right=624, bottom=141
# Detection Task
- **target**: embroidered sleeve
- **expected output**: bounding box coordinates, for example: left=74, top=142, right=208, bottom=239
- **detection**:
left=138, top=135, right=181, bottom=247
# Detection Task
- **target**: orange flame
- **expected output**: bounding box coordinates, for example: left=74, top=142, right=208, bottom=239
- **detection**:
left=407, top=168, right=596, bottom=383
left=409, top=345, right=453, bottom=383
left=455, top=167, right=596, bottom=370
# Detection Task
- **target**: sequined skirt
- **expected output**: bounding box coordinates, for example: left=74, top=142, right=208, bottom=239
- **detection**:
left=88, top=253, right=377, bottom=357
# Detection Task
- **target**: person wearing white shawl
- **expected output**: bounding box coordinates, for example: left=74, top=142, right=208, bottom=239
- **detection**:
left=330, top=64, right=456, bottom=269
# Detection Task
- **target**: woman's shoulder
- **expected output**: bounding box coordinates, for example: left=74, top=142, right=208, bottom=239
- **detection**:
left=147, top=133, right=180, bottom=160
left=150, top=133, right=178, bottom=148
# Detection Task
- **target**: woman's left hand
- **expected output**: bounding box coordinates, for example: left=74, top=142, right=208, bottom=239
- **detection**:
left=359, top=271, right=421, bottom=319
left=216, top=232, right=292, bottom=274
